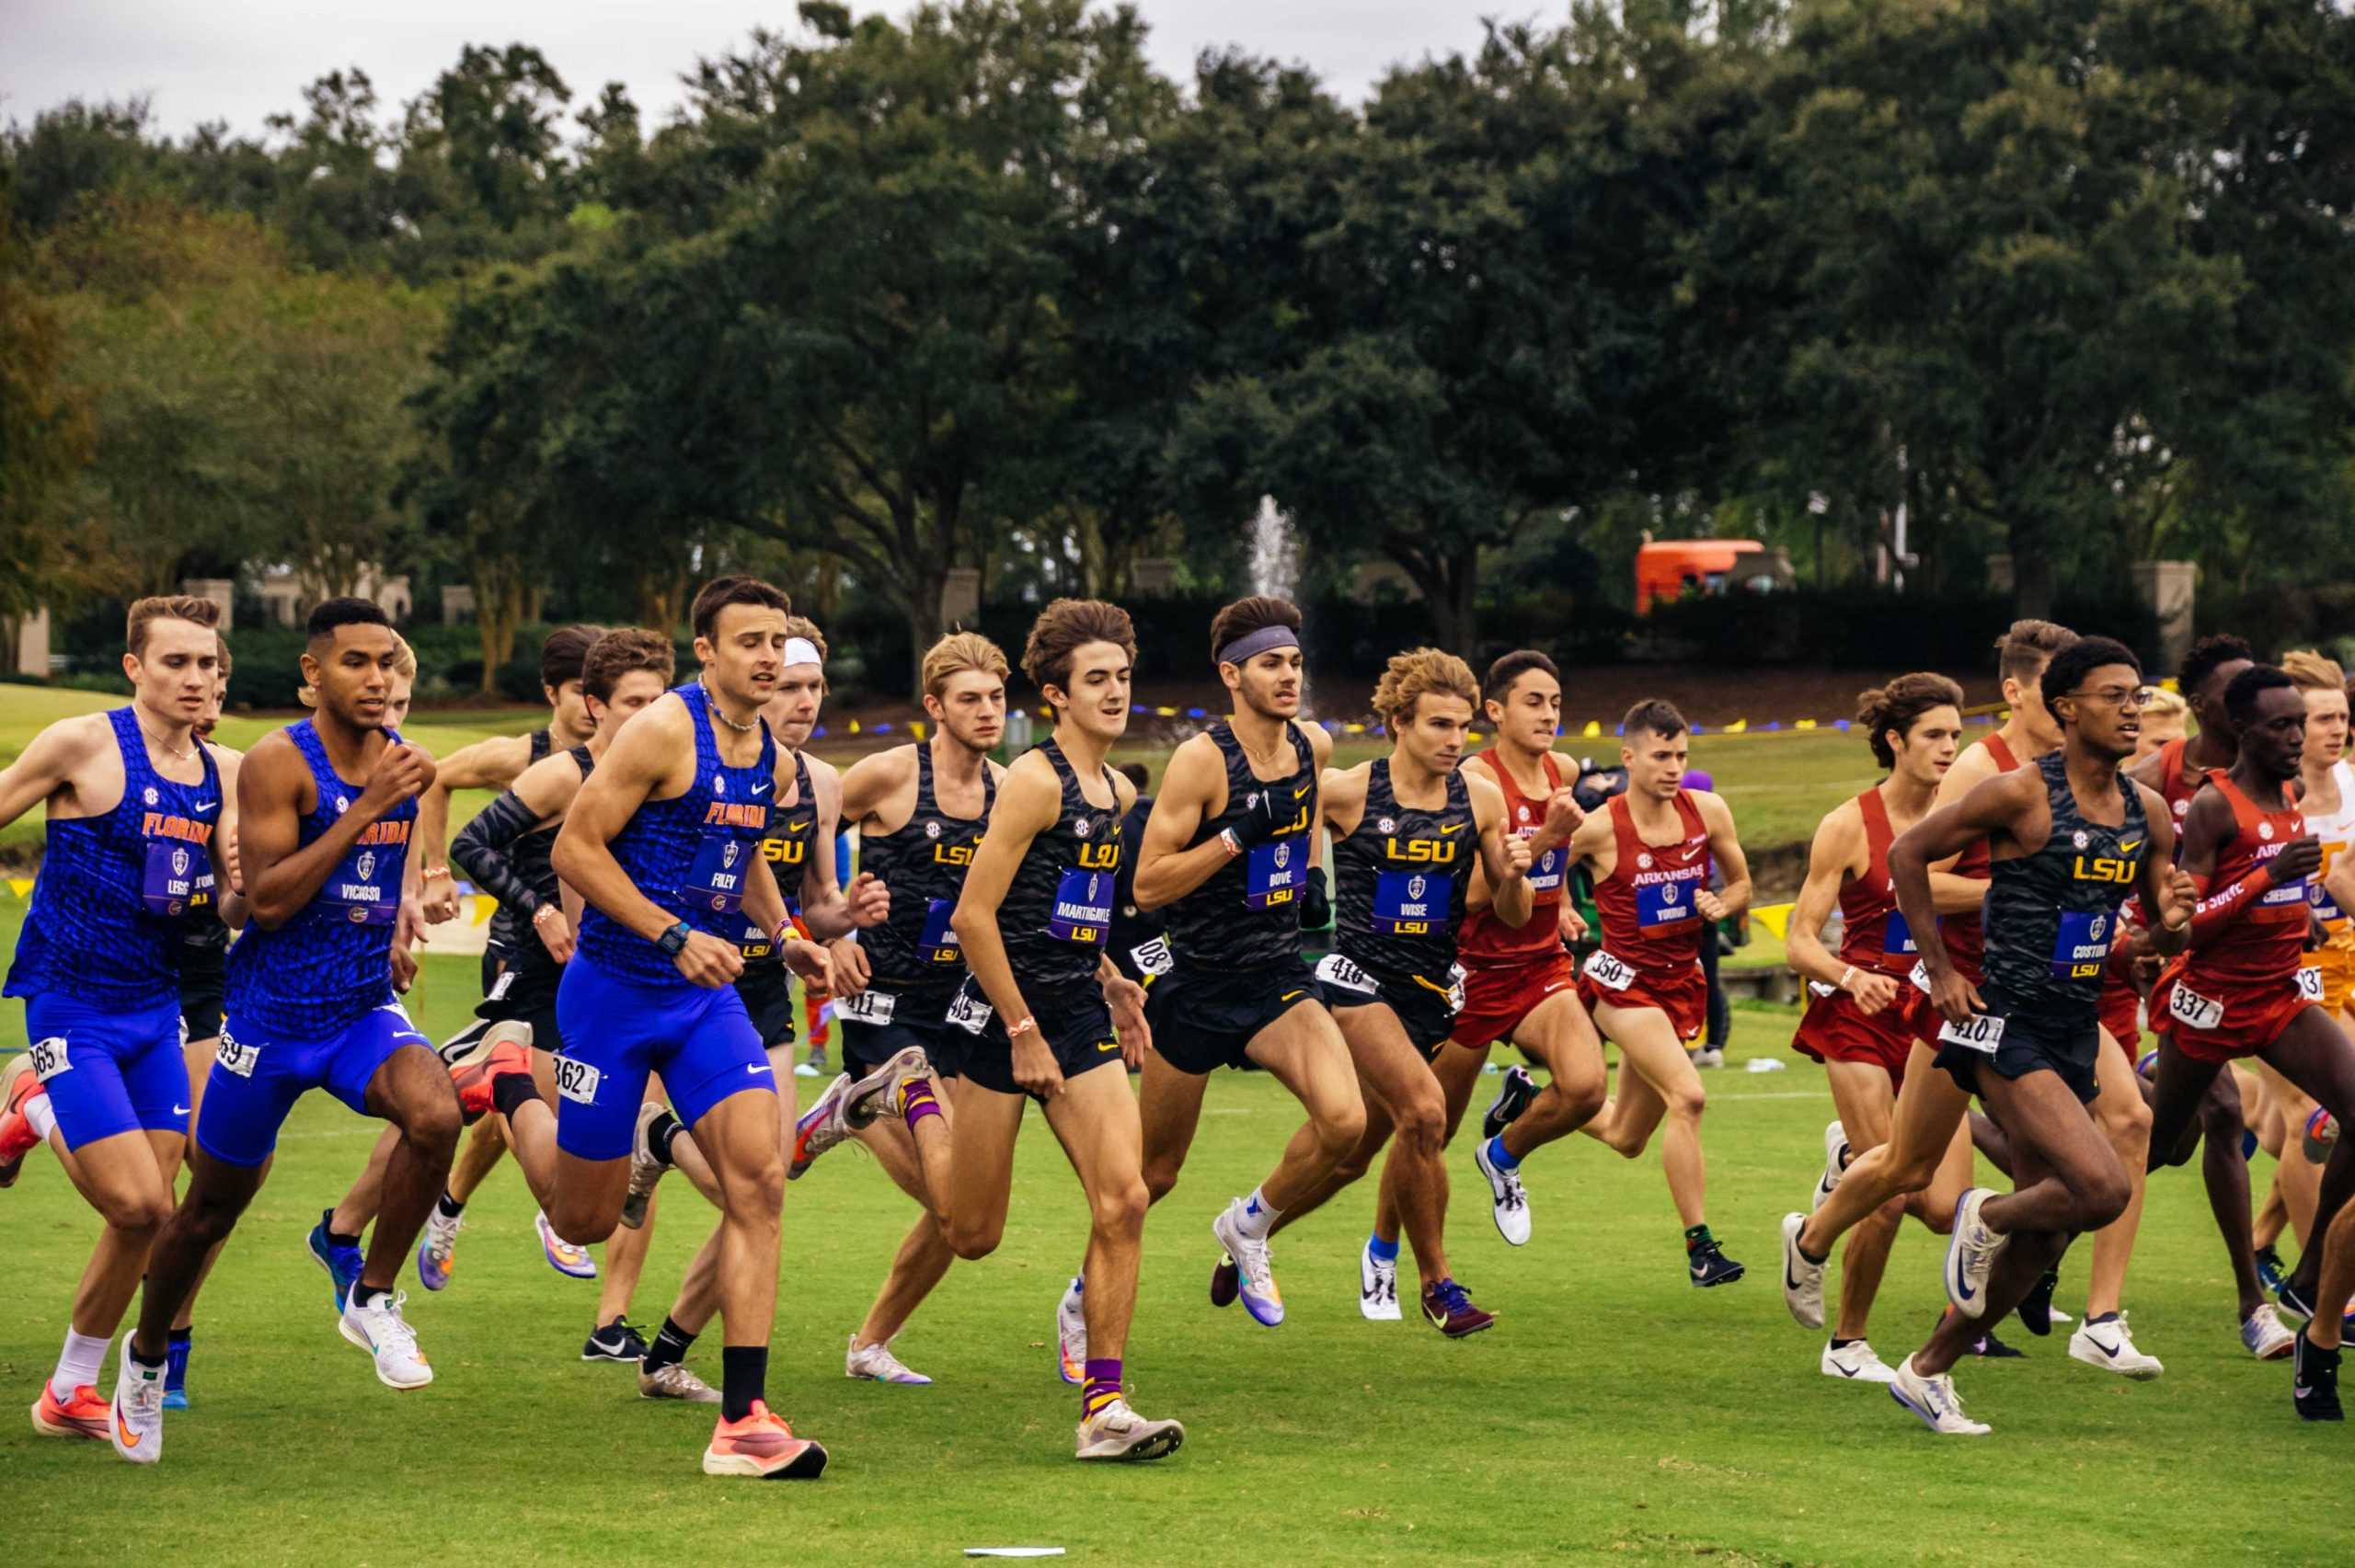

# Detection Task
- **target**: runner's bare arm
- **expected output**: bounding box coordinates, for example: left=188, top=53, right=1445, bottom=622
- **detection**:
left=1132, top=735, right=1227, bottom=911
left=240, top=730, right=431, bottom=929
left=2133, top=783, right=2195, bottom=955
left=1786, top=804, right=1867, bottom=991
left=1469, top=772, right=1534, bottom=927
left=0, top=714, right=107, bottom=829
left=1889, top=768, right=2037, bottom=1013
left=836, top=745, right=916, bottom=835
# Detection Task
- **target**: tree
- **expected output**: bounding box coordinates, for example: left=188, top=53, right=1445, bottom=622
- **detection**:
left=0, top=215, right=99, bottom=618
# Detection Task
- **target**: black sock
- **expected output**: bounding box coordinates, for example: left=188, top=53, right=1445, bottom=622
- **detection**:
left=642, top=1316, right=695, bottom=1376
left=1830, top=1336, right=1857, bottom=1349
left=435, top=1192, right=465, bottom=1220
left=1684, top=1223, right=1713, bottom=1252
left=721, top=1345, right=768, bottom=1422
left=322, top=1208, right=362, bottom=1250
left=490, top=1070, right=543, bottom=1122
left=351, top=1284, right=389, bottom=1310
left=1798, top=1241, right=1829, bottom=1265
left=645, top=1110, right=681, bottom=1168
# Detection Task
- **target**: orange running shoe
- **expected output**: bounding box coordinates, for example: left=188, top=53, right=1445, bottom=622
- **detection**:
left=451, top=1036, right=533, bottom=1122
left=0, top=1066, right=48, bottom=1186
left=30, top=1381, right=109, bottom=1440
left=701, top=1401, right=829, bottom=1480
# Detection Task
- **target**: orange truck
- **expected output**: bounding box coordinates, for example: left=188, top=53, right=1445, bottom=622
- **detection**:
left=1634, top=539, right=1794, bottom=614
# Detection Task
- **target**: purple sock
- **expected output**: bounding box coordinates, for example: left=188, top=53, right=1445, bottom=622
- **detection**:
left=1082, top=1357, right=1123, bottom=1417
left=902, top=1077, right=943, bottom=1131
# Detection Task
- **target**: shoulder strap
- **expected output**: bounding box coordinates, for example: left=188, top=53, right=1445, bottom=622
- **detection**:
left=1987, top=731, right=2019, bottom=773
left=1856, top=786, right=1893, bottom=864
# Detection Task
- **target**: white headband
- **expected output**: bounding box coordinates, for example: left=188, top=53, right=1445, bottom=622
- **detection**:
left=783, top=637, right=823, bottom=669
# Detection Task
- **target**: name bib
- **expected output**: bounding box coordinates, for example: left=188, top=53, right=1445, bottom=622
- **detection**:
left=1637, top=876, right=1701, bottom=933
left=1884, top=910, right=1918, bottom=957
left=1047, top=868, right=1114, bottom=944
left=2050, top=910, right=2111, bottom=980
left=2298, top=966, right=2326, bottom=1004
left=1526, top=842, right=1567, bottom=894
left=1245, top=839, right=1306, bottom=910
left=2261, top=875, right=2309, bottom=912
left=142, top=838, right=204, bottom=918
left=1372, top=870, right=1452, bottom=934
left=839, top=988, right=896, bottom=1024
left=1583, top=949, right=1637, bottom=992
left=685, top=832, right=752, bottom=915
left=328, top=843, right=400, bottom=926
left=918, top=898, right=962, bottom=965
left=1937, top=1013, right=2007, bottom=1054
left=2168, top=982, right=2224, bottom=1033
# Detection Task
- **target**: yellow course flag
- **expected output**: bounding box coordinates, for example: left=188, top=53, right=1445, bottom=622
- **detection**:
left=1795, top=718, right=1817, bottom=731
left=1582, top=720, right=1602, bottom=738
left=472, top=894, right=498, bottom=927
left=910, top=721, right=926, bottom=741
left=1724, top=718, right=1748, bottom=735
left=1752, top=900, right=1794, bottom=941
left=848, top=719, right=862, bottom=734
left=6, top=877, right=30, bottom=899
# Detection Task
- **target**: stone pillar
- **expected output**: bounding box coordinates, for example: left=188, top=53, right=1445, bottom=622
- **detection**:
left=181, top=578, right=236, bottom=632
left=940, top=567, right=982, bottom=631
left=1985, top=554, right=2014, bottom=595
left=8, top=607, right=51, bottom=678
left=442, top=584, right=477, bottom=624
left=2131, top=560, right=2198, bottom=678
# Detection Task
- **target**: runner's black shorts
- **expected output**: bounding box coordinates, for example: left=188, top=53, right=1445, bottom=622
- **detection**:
left=1932, top=982, right=2101, bottom=1105
left=837, top=984, right=965, bottom=1080
left=1315, top=952, right=1461, bottom=1061
left=178, top=939, right=228, bottom=1044
left=733, top=961, right=798, bottom=1051
left=476, top=957, right=566, bottom=1057
left=948, top=978, right=1122, bottom=1099
left=1147, top=956, right=1322, bottom=1075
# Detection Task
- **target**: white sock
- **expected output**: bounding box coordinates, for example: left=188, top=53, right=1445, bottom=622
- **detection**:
left=1235, top=1187, right=1281, bottom=1242
left=27, top=1095, right=58, bottom=1142
left=51, top=1327, right=109, bottom=1402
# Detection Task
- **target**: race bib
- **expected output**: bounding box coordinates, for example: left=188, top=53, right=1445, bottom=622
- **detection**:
left=1526, top=842, right=1567, bottom=894
left=1937, top=1013, right=2007, bottom=1055
left=1583, top=949, right=1637, bottom=992
left=142, top=838, right=202, bottom=918
left=1636, top=876, right=1701, bottom=933
left=1315, top=952, right=1378, bottom=997
left=1910, top=959, right=1934, bottom=996
left=2168, top=982, right=2224, bottom=1033
left=1129, top=935, right=1175, bottom=978
left=1447, top=962, right=1466, bottom=1014
left=28, top=1036, right=71, bottom=1081
left=917, top=898, right=962, bottom=966
left=327, top=841, right=400, bottom=926
left=1372, top=871, right=1451, bottom=935
left=1245, top=839, right=1306, bottom=910
left=947, top=983, right=994, bottom=1036
left=2298, top=966, right=2326, bottom=1003
left=2050, top=910, right=2111, bottom=980
left=552, top=1054, right=603, bottom=1105
left=839, top=988, right=896, bottom=1024
left=684, top=832, right=752, bottom=915
left=1047, top=868, right=1114, bottom=945
left=487, top=968, right=517, bottom=1003
left=1883, top=910, right=1918, bottom=958
left=213, top=1030, right=259, bottom=1080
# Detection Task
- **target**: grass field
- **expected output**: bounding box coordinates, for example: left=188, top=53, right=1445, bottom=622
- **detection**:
left=2, top=893, right=2347, bottom=1566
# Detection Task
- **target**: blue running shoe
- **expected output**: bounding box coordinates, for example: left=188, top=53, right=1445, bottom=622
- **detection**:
left=306, top=1209, right=364, bottom=1313
left=2257, top=1244, right=2290, bottom=1299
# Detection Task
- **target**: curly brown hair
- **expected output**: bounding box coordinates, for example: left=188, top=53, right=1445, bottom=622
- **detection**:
left=1373, top=647, right=1477, bottom=728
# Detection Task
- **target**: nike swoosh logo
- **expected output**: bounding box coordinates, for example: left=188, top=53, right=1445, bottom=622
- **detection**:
left=173, top=1105, right=191, bottom=1117
left=1439, top=823, right=1466, bottom=835
left=1281, top=990, right=1305, bottom=1002
left=2120, top=841, right=2142, bottom=853
left=1097, top=1041, right=1120, bottom=1053
left=2090, top=1335, right=2120, bottom=1358
left=751, top=782, right=773, bottom=795
left=747, top=1064, right=773, bottom=1075
left=1293, top=784, right=1310, bottom=798
left=1834, top=1361, right=1860, bottom=1379
left=193, top=801, right=216, bottom=813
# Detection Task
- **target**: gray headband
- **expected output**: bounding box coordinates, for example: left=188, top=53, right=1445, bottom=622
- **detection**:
left=1217, top=625, right=1301, bottom=668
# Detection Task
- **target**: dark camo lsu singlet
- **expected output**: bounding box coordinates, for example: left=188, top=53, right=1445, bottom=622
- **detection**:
left=857, top=744, right=996, bottom=992
left=1165, top=720, right=1318, bottom=971
left=1333, top=759, right=1473, bottom=983
left=998, top=739, right=1121, bottom=995
left=739, top=750, right=818, bottom=963
left=1982, top=750, right=2148, bottom=1018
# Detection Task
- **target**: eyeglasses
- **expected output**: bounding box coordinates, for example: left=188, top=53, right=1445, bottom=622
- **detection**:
left=2060, top=686, right=2144, bottom=708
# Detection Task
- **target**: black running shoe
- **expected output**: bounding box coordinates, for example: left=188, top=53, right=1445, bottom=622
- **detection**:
left=583, top=1316, right=652, bottom=1363
left=1209, top=1255, right=1239, bottom=1309
left=2280, top=1276, right=2319, bottom=1322
left=2293, top=1328, right=2344, bottom=1421
left=2256, top=1245, right=2289, bottom=1298
left=2016, top=1266, right=2060, bottom=1337
left=1687, top=1235, right=1746, bottom=1288
left=1481, top=1067, right=1537, bottom=1143
left=1970, top=1328, right=2026, bottom=1359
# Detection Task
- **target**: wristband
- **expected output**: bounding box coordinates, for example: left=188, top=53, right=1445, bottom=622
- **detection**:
left=1005, top=1014, right=1039, bottom=1041
left=1836, top=964, right=1857, bottom=993
left=533, top=904, right=563, bottom=925
left=421, top=865, right=452, bottom=882
left=1219, top=827, right=1244, bottom=858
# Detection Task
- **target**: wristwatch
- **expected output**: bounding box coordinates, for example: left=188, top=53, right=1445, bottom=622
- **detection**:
left=656, top=921, right=693, bottom=957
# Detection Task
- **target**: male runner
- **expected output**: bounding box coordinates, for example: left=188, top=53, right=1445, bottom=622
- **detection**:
left=1567, top=699, right=1752, bottom=1285
left=1088, top=595, right=1361, bottom=1339
left=1781, top=674, right=1965, bottom=1382
left=1782, top=621, right=2074, bottom=1344
left=943, top=598, right=1181, bottom=1460
left=1883, top=635, right=2195, bottom=1435
left=122, top=598, right=448, bottom=1464
left=2133, top=685, right=2189, bottom=761
left=546, top=576, right=850, bottom=1478
left=822, top=631, right=1009, bottom=1386
left=1, top=598, right=234, bottom=1452
left=1252, top=648, right=1534, bottom=1335
left=2150, top=665, right=2355, bottom=1342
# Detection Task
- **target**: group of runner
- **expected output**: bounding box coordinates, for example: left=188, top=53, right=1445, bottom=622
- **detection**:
left=4, top=584, right=2349, bottom=1486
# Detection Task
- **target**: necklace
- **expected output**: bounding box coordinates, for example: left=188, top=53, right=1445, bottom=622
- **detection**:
left=138, top=715, right=196, bottom=761
left=701, top=678, right=759, bottom=734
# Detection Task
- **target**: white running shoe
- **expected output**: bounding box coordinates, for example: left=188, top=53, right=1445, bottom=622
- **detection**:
left=1889, top=1354, right=1990, bottom=1435
left=638, top=1362, right=721, bottom=1402
left=339, top=1289, right=434, bottom=1390
left=1210, top=1201, right=1285, bottom=1326
left=620, top=1101, right=666, bottom=1230
left=1055, top=1276, right=1088, bottom=1385
left=1074, top=1397, right=1184, bottom=1462
left=2069, top=1313, right=2163, bottom=1379
left=845, top=1333, right=934, bottom=1386
left=109, top=1335, right=165, bottom=1464
left=1943, top=1187, right=2007, bottom=1319
left=1472, top=1138, right=1533, bottom=1247
left=793, top=1061, right=822, bottom=1079
left=1810, top=1120, right=1848, bottom=1212
left=1780, top=1211, right=1826, bottom=1331
left=2243, top=1303, right=2298, bottom=1361
left=1821, top=1338, right=1899, bottom=1384
left=1359, top=1240, right=1402, bottom=1322
left=790, top=1046, right=924, bottom=1180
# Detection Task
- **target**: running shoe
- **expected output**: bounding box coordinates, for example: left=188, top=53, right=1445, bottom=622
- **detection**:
left=639, top=1363, right=721, bottom=1402
left=30, top=1380, right=109, bottom=1440
left=789, top=1047, right=923, bottom=1180
left=2293, top=1329, right=2344, bottom=1422
left=1821, top=1339, right=1898, bottom=1384
left=1420, top=1277, right=1496, bottom=1338
left=109, top=1338, right=166, bottom=1463
left=2306, top=1106, right=2340, bottom=1165
left=2135, top=1049, right=2159, bottom=1079
left=2015, top=1265, right=2060, bottom=1337
left=1056, top=1276, right=1088, bottom=1384
left=1481, top=1066, right=1536, bottom=1142
left=1809, top=1120, right=1848, bottom=1213
left=1472, top=1138, right=1533, bottom=1247
left=339, top=1289, right=433, bottom=1390
left=583, top=1317, right=650, bottom=1363
left=621, top=1101, right=668, bottom=1230
left=1968, top=1328, right=2025, bottom=1359
left=703, top=1401, right=829, bottom=1479
left=416, top=1206, right=461, bottom=1291
left=2068, top=1312, right=2163, bottom=1379
left=1889, top=1355, right=1990, bottom=1435
left=1359, top=1241, right=1401, bottom=1322
left=1210, top=1199, right=1285, bottom=1326
left=1687, top=1229, right=1745, bottom=1288
left=1209, top=1255, right=1240, bottom=1309
left=1691, top=1046, right=1726, bottom=1069
left=2255, top=1244, right=2290, bottom=1299
left=536, top=1210, right=598, bottom=1279
left=450, top=1036, right=532, bottom=1122
left=1074, top=1398, right=1184, bottom=1462
left=845, top=1333, right=933, bottom=1386
left=2243, top=1304, right=2298, bottom=1361
left=1943, top=1188, right=2005, bottom=1319
left=305, top=1210, right=364, bottom=1313
left=0, top=1062, right=46, bottom=1186
left=1780, top=1211, right=1826, bottom=1330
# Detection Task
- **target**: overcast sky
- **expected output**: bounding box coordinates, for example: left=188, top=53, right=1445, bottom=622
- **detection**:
left=3, top=1, right=1551, bottom=139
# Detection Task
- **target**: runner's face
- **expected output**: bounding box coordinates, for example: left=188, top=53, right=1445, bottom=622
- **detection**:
left=1486, top=670, right=1561, bottom=756
left=1620, top=727, right=1690, bottom=798
left=386, top=673, right=414, bottom=731
left=766, top=664, right=825, bottom=748
left=1048, top=641, right=1132, bottom=744
left=2303, top=686, right=2349, bottom=767
left=2240, top=685, right=2307, bottom=782
left=696, top=604, right=788, bottom=711
left=1395, top=692, right=1475, bottom=774
left=925, top=670, right=1005, bottom=754
left=1894, top=705, right=1963, bottom=786
left=2056, top=662, right=2142, bottom=762
left=126, top=618, right=221, bottom=728
left=2131, top=701, right=2184, bottom=760
left=546, top=678, right=590, bottom=738
left=588, top=670, right=668, bottom=735
left=1227, top=647, right=1303, bottom=721
left=196, top=676, right=225, bottom=741
left=304, top=624, right=399, bottom=730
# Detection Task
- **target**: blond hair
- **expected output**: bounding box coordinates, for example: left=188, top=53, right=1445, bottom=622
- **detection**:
left=923, top=630, right=1011, bottom=700
left=2138, top=684, right=2188, bottom=718
left=2281, top=649, right=2346, bottom=694
left=1373, top=647, right=1478, bottom=727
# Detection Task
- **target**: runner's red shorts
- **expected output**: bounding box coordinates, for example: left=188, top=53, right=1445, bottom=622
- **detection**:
left=1452, top=953, right=1580, bottom=1048
left=2099, top=968, right=2142, bottom=1058
left=2167, top=977, right=2319, bottom=1065
left=1791, top=983, right=1913, bottom=1089
left=1577, top=955, right=1706, bottom=1043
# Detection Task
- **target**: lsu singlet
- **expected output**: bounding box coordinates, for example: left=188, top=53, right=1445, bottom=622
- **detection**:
left=738, top=750, right=818, bottom=962
left=1165, top=719, right=1319, bottom=970
left=1980, top=751, right=2148, bottom=1020
left=996, top=739, right=1122, bottom=993
left=1332, top=759, right=1474, bottom=984
left=856, top=744, right=996, bottom=991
